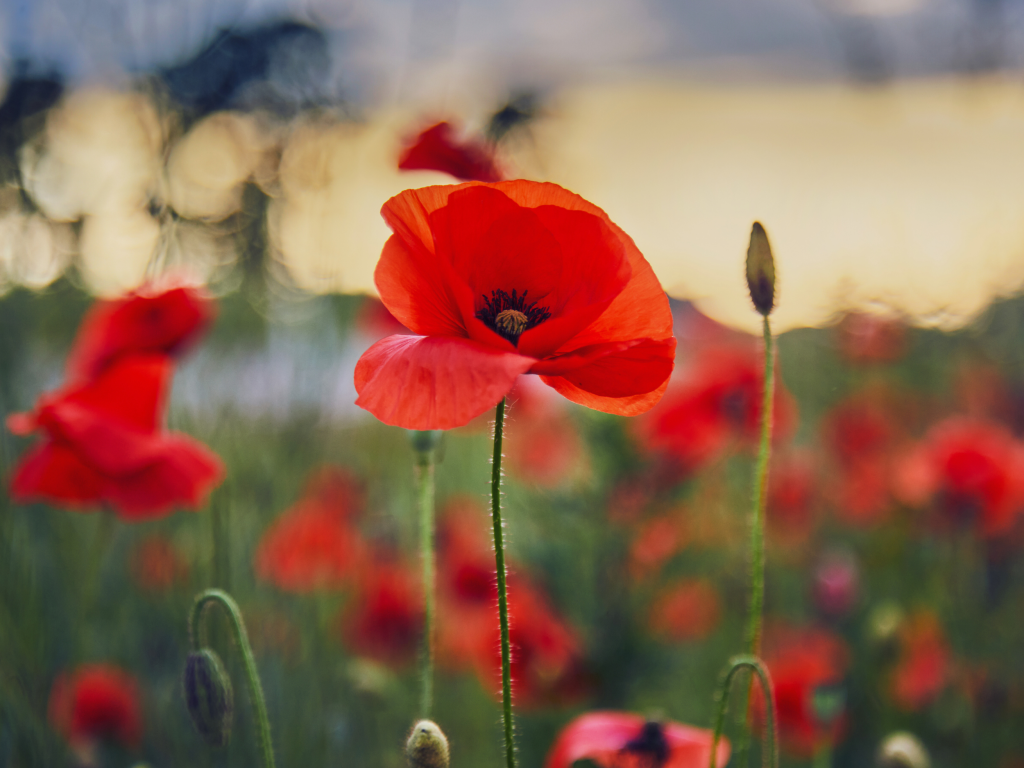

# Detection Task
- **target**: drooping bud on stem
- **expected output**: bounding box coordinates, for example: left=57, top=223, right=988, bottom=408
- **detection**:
left=406, top=719, right=450, bottom=768
left=877, top=732, right=930, bottom=768
left=746, top=222, right=776, bottom=316
left=184, top=649, right=234, bottom=746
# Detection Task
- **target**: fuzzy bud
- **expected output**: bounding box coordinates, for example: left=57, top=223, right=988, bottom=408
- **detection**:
left=183, top=649, right=234, bottom=746
left=406, top=719, right=449, bottom=768
left=877, top=732, right=930, bottom=768
left=746, top=221, right=776, bottom=316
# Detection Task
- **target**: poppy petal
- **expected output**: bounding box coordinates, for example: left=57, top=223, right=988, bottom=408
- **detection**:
left=375, top=233, right=471, bottom=338
left=355, top=334, right=535, bottom=430
left=398, top=122, right=503, bottom=183
left=10, top=441, right=108, bottom=508
left=541, top=337, right=675, bottom=400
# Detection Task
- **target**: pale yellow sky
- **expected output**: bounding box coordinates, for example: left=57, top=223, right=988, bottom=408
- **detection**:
left=18, top=76, right=1024, bottom=334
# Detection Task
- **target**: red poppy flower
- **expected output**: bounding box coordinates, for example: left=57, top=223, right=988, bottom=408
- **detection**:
left=834, top=311, right=906, bottom=365
left=889, top=612, right=951, bottom=712
left=339, top=558, right=423, bottom=668
left=648, top=579, right=721, bottom=642
left=757, top=624, right=849, bottom=758
left=545, top=712, right=729, bottom=768
left=254, top=467, right=366, bottom=592
left=635, top=345, right=794, bottom=476
left=628, top=512, right=688, bottom=582
left=355, top=181, right=676, bottom=430
left=895, top=416, right=1024, bottom=537
left=65, top=281, right=213, bottom=381
left=130, top=535, right=189, bottom=592
left=398, top=122, right=503, bottom=182
left=9, top=354, right=224, bottom=519
left=471, top=577, right=586, bottom=708
left=49, top=664, right=142, bottom=750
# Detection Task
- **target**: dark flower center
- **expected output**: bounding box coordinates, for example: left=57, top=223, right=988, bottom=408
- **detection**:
left=476, top=289, right=551, bottom=345
left=615, top=721, right=669, bottom=768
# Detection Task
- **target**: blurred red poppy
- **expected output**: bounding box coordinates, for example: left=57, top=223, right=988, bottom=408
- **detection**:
left=766, top=450, right=819, bottom=549
left=398, top=121, right=504, bottom=182
left=628, top=512, right=687, bottom=582
left=895, top=417, right=1024, bottom=537
left=890, top=612, right=951, bottom=711
left=66, top=281, right=213, bottom=381
left=636, top=345, right=795, bottom=476
left=545, top=711, right=729, bottom=768
left=339, top=559, right=423, bottom=668
left=648, top=578, right=721, bottom=642
left=9, top=354, right=223, bottom=519
left=356, top=296, right=412, bottom=340
left=757, top=624, right=849, bottom=758
left=472, top=577, right=587, bottom=707
left=504, top=378, right=585, bottom=487
left=130, top=535, right=189, bottom=592
left=49, top=663, right=142, bottom=750
left=355, top=181, right=676, bottom=430
left=834, top=311, right=906, bottom=365
left=822, top=394, right=901, bottom=527
left=254, top=467, right=366, bottom=592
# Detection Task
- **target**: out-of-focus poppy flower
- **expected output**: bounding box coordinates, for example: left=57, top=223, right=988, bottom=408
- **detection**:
left=355, top=181, right=676, bottom=430
left=254, top=467, right=366, bottom=592
left=890, top=611, right=951, bottom=712
left=339, top=558, right=423, bottom=668
left=822, top=394, right=901, bottom=526
left=812, top=549, right=860, bottom=620
left=628, top=512, right=688, bottom=582
left=767, top=450, right=819, bottom=549
left=398, top=122, right=504, bottom=182
left=472, top=578, right=587, bottom=708
left=636, top=346, right=795, bottom=477
left=504, top=378, right=585, bottom=487
left=356, top=296, right=411, bottom=340
left=834, top=311, right=906, bottom=365
left=9, top=354, right=224, bottom=519
left=895, top=417, right=1024, bottom=537
left=49, top=664, right=142, bottom=751
left=66, top=281, right=214, bottom=380
left=545, top=711, right=729, bottom=768
left=129, top=535, right=189, bottom=592
left=758, top=623, right=849, bottom=758
left=648, top=578, right=721, bottom=642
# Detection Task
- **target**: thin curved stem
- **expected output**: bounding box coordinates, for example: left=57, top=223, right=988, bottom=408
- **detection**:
left=709, top=655, right=778, bottom=768
left=415, top=437, right=437, bottom=718
left=736, top=315, right=775, bottom=766
left=190, top=589, right=276, bottom=768
left=490, top=397, right=516, bottom=768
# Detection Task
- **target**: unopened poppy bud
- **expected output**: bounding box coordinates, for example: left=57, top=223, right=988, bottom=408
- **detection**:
left=746, top=222, right=776, bottom=316
left=877, top=732, right=930, bottom=768
left=406, top=719, right=449, bottom=768
left=409, top=430, right=441, bottom=453
left=183, top=649, right=233, bottom=746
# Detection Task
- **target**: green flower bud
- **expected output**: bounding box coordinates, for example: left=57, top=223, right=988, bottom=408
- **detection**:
left=184, top=649, right=234, bottom=747
left=746, top=222, right=776, bottom=316
left=877, top=732, right=930, bottom=768
left=406, top=719, right=449, bottom=768
left=409, top=430, right=442, bottom=453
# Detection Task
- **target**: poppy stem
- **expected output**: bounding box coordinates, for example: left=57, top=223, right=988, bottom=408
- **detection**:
left=709, top=655, right=778, bottom=768
left=189, top=589, right=276, bottom=768
left=412, top=430, right=440, bottom=718
left=490, top=397, right=517, bottom=768
left=736, top=315, right=775, bottom=767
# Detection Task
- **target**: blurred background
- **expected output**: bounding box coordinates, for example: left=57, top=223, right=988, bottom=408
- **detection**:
left=4, top=1, right=1024, bottom=767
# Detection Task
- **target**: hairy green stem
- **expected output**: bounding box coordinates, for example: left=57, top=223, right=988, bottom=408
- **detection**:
left=736, top=315, right=775, bottom=766
left=709, top=655, right=778, bottom=768
left=490, top=398, right=516, bottom=768
left=415, top=435, right=437, bottom=718
left=189, top=589, right=276, bottom=768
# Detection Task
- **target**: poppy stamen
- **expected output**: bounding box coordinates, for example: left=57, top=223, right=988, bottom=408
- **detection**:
left=476, top=289, right=551, bottom=345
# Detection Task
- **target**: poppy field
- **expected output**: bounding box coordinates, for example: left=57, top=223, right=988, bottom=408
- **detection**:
left=4, top=189, right=1024, bottom=768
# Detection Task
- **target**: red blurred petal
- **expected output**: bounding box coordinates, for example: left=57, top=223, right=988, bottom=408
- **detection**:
left=67, top=283, right=213, bottom=380
left=355, top=334, right=535, bottom=429
left=49, top=664, right=142, bottom=750
left=398, top=122, right=503, bottom=182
